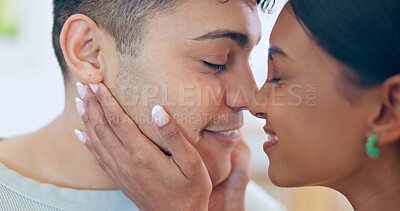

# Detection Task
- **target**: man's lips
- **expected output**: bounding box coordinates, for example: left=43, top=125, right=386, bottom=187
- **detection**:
left=204, top=129, right=239, bottom=136
left=202, top=121, right=244, bottom=137
left=203, top=129, right=241, bottom=145
left=201, top=112, right=243, bottom=145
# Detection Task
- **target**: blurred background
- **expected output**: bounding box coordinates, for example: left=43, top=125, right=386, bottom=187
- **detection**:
left=0, top=0, right=353, bottom=210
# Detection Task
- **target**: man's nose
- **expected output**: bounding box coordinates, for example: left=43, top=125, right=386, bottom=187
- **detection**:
left=226, top=71, right=258, bottom=111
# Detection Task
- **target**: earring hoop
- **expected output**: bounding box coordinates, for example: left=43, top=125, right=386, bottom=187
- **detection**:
left=366, top=135, right=380, bottom=158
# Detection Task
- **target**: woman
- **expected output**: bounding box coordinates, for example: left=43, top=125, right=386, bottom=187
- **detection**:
left=76, top=0, right=400, bottom=210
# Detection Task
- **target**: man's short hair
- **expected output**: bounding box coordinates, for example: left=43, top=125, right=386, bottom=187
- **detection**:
left=52, top=0, right=177, bottom=81
left=52, top=0, right=271, bottom=81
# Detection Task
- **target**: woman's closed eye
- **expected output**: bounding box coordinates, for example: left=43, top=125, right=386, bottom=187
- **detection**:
left=266, top=77, right=282, bottom=83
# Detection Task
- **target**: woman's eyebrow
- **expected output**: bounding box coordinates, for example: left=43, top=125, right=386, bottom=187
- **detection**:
left=268, top=45, right=289, bottom=60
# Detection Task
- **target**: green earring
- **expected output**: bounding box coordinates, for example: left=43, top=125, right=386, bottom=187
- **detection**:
left=366, top=135, right=380, bottom=158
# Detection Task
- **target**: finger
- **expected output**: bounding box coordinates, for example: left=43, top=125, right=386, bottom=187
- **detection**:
left=82, top=132, right=117, bottom=181
left=75, top=130, right=119, bottom=182
left=80, top=83, right=171, bottom=177
left=151, top=105, right=205, bottom=178
left=232, top=133, right=251, bottom=167
left=232, top=133, right=251, bottom=172
left=76, top=97, right=122, bottom=168
left=77, top=83, right=127, bottom=158
left=76, top=86, right=127, bottom=176
left=88, top=83, right=158, bottom=154
left=228, top=134, right=251, bottom=187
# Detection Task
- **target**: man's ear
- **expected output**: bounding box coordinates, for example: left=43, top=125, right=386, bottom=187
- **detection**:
left=60, top=14, right=104, bottom=84
left=368, top=75, right=400, bottom=146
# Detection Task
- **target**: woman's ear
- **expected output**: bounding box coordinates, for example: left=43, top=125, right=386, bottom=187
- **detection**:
left=368, top=75, right=400, bottom=146
left=60, top=14, right=104, bottom=84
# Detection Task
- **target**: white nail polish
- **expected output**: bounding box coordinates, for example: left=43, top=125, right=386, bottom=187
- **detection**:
left=152, top=105, right=169, bottom=127
left=74, top=129, right=87, bottom=144
left=89, top=84, right=99, bottom=93
left=76, top=82, right=87, bottom=99
left=75, top=97, right=86, bottom=117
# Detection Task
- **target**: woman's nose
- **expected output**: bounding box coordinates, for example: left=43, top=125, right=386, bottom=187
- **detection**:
left=249, top=86, right=269, bottom=119
left=255, top=112, right=268, bottom=119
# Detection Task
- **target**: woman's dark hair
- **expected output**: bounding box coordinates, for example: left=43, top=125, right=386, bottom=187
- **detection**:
left=289, top=0, right=400, bottom=88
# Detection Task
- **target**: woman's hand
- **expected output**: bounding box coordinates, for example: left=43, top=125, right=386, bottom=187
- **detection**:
left=74, top=82, right=212, bottom=211
left=208, top=137, right=251, bottom=211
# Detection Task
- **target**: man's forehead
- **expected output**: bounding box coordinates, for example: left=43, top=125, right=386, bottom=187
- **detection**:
left=179, top=1, right=261, bottom=46
left=144, top=0, right=261, bottom=48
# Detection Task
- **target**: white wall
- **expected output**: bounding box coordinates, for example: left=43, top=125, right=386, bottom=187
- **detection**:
left=0, top=0, right=281, bottom=175
left=0, top=0, right=65, bottom=137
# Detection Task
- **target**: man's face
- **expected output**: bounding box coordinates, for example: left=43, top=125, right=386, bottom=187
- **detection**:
left=105, top=0, right=261, bottom=186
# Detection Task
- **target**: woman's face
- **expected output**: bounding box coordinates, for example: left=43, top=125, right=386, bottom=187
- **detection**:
left=250, top=4, right=378, bottom=187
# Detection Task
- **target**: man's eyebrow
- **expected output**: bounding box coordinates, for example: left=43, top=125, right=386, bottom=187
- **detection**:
left=268, top=46, right=288, bottom=60
left=193, top=29, right=253, bottom=49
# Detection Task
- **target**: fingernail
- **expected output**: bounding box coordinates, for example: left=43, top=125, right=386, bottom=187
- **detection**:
left=89, top=84, right=99, bottom=94
left=76, top=82, right=87, bottom=99
left=152, top=105, right=169, bottom=127
left=75, top=97, right=86, bottom=117
left=74, top=129, right=87, bottom=144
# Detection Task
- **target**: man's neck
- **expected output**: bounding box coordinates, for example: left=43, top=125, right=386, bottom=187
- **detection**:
left=0, top=103, right=119, bottom=190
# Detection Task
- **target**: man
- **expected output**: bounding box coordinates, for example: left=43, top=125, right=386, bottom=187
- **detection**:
left=0, top=0, right=284, bottom=210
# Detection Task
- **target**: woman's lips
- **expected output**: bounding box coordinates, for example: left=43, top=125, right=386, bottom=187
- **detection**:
left=203, top=130, right=240, bottom=145
left=263, top=126, right=279, bottom=152
left=263, top=135, right=279, bottom=152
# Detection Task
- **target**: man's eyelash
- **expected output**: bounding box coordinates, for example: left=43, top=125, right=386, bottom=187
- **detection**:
left=203, top=61, right=227, bottom=72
